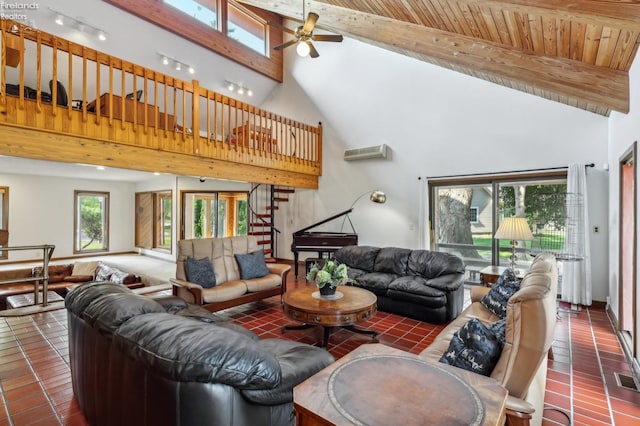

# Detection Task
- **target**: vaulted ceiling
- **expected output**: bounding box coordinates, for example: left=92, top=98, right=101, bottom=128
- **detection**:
left=240, top=0, right=640, bottom=116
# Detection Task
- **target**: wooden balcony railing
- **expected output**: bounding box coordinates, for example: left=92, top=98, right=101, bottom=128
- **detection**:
left=0, top=21, right=322, bottom=188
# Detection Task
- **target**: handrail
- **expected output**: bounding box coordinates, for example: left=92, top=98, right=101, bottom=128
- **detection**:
left=0, top=20, right=322, bottom=183
left=0, top=244, right=55, bottom=307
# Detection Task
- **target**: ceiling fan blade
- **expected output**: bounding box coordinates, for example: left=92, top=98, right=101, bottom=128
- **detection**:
left=273, top=39, right=298, bottom=51
left=311, top=34, right=343, bottom=43
left=302, top=12, right=319, bottom=34
left=267, top=21, right=295, bottom=35
left=308, top=42, right=320, bottom=58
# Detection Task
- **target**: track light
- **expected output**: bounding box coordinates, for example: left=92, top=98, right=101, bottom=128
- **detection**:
left=297, top=41, right=310, bottom=57
left=156, top=52, right=195, bottom=75
left=49, top=8, right=107, bottom=41
left=223, top=80, right=253, bottom=97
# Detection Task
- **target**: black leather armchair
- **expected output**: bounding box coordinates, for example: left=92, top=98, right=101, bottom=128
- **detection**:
left=66, top=282, right=335, bottom=426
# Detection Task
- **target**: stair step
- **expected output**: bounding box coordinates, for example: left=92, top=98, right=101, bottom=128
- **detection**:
left=266, top=206, right=279, bottom=210
left=274, top=197, right=289, bottom=202
left=250, top=222, right=272, bottom=227
left=257, top=240, right=271, bottom=245
left=274, top=188, right=295, bottom=194
left=248, top=231, right=271, bottom=236
left=255, top=214, right=271, bottom=218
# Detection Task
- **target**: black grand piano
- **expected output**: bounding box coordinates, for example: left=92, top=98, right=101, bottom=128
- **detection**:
left=291, top=209, right=358, bottom=277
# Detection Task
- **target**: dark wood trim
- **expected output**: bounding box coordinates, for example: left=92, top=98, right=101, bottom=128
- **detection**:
left=104, top=0, right=283, bottom=82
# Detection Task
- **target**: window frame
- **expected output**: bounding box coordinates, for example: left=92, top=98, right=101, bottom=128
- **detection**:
left=180, top=190, right=248, bottom=239
left=428, top=170, right=567, bottom=283
left=74, top=190, right=110, bottom=254
left=104, top=0, right=284, bottom=81
left=155, top=191, right=173, bottom=251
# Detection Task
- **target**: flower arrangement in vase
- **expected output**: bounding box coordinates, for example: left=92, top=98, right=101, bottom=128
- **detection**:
left=306, top=260, right=351, bottom=296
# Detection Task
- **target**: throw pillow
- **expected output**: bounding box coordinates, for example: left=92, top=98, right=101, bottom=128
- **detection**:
left=439, top=318, right=503, bottom=376
left=235, top=250, right=270, bottom=280
left=72, top=261, right=99, bottom=278
left=480, top=269, right=521, bottom=319
left=186, top=256, right=216, bottom=289
left=489, top=319, right=507, bottom=346
left=95, top=264, right=114, bottom=282
left=109, top=268, right=131, bottom=285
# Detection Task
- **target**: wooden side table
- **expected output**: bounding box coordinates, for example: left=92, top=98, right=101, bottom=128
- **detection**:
left=294, top=344, right=507, bottom=426
left=479, top=266, right=525, bottom=286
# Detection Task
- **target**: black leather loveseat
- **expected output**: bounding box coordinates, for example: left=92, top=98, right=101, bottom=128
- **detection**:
left=334, top=246, right=465, bottom=324
left=66, top=282, right=335, bottom=426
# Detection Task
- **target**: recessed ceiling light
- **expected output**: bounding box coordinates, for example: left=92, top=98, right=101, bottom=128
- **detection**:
left=96, top=166, right=105, bottom=171
left=55, top=14, right=64, bottom=26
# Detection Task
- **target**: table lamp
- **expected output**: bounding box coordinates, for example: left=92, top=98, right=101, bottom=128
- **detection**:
left=494, top=216, right=534, bottom=271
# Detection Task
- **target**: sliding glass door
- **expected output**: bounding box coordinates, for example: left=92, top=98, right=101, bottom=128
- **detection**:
left=181, top=191, right=248, bottom=239
left=430, top=173, right=567, bottom=284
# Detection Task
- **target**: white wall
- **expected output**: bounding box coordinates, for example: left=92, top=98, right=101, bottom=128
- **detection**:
left=0, top=173, right=135, bottom=262
left=262, top=38, right=611, bottom=301
left=608, top=54, right=640, bottom=317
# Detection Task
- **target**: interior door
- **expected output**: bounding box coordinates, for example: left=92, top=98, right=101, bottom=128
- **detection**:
left=619, top=142, right=637, bottom=358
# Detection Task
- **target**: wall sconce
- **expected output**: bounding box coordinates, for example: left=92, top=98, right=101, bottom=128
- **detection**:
left=49, top=7, right=107, bottom=41
left=224, top=80, right=253, bottom=97
left=157, top=52, right=195, bottom=75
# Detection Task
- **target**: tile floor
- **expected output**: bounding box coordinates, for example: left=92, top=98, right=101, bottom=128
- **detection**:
left=0, top=280, right=638, bottom=425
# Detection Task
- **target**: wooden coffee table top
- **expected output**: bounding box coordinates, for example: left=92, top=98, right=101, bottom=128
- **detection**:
left=282, top=286, right=377, bottom=327
left=294, top=344, right=508, bottom=426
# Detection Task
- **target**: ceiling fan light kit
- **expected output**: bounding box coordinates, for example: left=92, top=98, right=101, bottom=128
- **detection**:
left=270, top=8, right=343, bottom=58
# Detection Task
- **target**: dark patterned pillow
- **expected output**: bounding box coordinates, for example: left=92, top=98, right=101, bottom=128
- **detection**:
left=480, top=269, right=520, bottom=318
left=235, top=251, right=270, bottom=279
left=489, top=319, right=507, bottom=346
left=494, top=268, right=517, bottom=286
left=439, top=318, right=503, bottom=376
left=186, top=257, right=216, bottom=289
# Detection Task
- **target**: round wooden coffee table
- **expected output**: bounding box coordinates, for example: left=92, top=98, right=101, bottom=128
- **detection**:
left=282, top=286, right=378, bottom=347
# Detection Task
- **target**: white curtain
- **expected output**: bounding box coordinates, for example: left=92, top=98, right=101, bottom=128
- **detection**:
left=561, top=163, right=592, bottom=305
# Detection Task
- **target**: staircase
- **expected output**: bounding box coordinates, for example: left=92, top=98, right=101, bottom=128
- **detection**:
left=248, top=184, right=295, bottom=259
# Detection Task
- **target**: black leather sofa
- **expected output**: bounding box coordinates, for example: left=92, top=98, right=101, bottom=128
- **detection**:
left=334, top=246, right=465, bottom=324
left=66, top=282, right=335, bottom=426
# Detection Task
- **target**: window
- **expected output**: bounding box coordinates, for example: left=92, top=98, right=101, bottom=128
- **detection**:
left=429, top=172, right=567, bottom=284
left=106, top=0, right=282, bottom=80
left=0, top=186, right=8, bottom=260
left=164, top=0, right=218, bottom=30
left=469, top=207, right=479, bottom=223
left=135, top=191, right=172, bottom=251
left=74, top=191, right=109, bottom=253
left=182, top=191, right=247, bottom=239
left=155, top=191, right=173, bottom=250
left=228, top=3, right=267, bottom=54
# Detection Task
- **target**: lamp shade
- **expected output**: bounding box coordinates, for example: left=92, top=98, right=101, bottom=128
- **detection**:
left=369, top=190, right=386, bottom=204
left=494, top=217, right=534, bottom=241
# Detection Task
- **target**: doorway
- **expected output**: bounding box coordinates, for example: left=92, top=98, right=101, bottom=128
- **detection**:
left=619, top=142, right=637, bottom=359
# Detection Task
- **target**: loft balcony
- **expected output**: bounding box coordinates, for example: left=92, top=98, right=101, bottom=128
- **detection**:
left=0, top=21, right=322, bottom=189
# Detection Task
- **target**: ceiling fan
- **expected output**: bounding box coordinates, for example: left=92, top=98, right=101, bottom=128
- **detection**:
left=270, top=10, right=343, bottom=58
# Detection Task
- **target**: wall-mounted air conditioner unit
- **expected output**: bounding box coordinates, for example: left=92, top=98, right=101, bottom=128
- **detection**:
left=343, top=144, right=388, bottom=161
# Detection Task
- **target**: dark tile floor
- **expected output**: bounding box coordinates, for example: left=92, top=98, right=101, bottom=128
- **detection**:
left=0, top=280, right=638, bottom=425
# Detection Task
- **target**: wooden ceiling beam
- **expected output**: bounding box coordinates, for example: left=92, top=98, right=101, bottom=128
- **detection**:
left=239, top=0, right=629, bottom=113
left=459, top=0, right=640, bottom=32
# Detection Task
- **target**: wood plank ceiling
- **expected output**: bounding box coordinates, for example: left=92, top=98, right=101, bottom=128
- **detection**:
left=240, top=0, right=640, bottom=116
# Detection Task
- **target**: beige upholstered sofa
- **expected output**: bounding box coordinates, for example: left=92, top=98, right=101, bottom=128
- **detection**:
left=419, top=253, right=558, bottom=425
left=170, top=236, right=291, bottom=312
